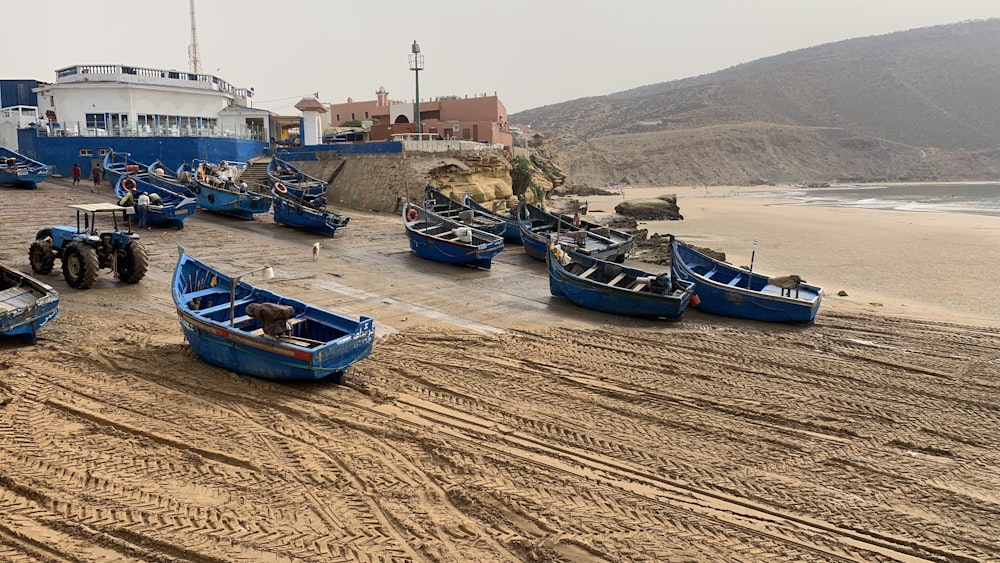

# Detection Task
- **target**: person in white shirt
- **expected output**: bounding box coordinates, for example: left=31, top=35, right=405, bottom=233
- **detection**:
left=137, top=192, right=151, bottom=229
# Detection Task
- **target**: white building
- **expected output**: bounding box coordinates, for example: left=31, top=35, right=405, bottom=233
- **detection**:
left=33, top=64, right=272, bottom=140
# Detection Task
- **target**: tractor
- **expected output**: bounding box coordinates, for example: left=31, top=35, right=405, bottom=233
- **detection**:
left=29, top=203, right=148, bottom=289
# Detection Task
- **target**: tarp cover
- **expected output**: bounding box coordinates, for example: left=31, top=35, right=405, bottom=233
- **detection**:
left=245, top=302, right=294, bottom=337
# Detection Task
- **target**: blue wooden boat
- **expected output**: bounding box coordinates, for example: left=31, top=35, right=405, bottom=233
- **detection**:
left=172, top=245, right=375, bottom=382
left=1, top=262, right=59, bottom=344
left=0, top=146, right=51, bottom=188
left=188, top=159, right=272, bottom=220
left=462, top=193, right=522, bottom=243
left=267, top=157, right=327, bottom=198
left=267, top=158, right=350, bottom=236
left=423, top=186, right=507, bottom=237
left=547, top=244, right=694, bottom=320
left=112, top=174, right=198, bottom=229
left=669, top=235, right=823, bottom=324
left=518, top=198, right=634, bottom=263
left=146, top=159, right=198, bottom=198
left=402, top=198, right=504, bottom=270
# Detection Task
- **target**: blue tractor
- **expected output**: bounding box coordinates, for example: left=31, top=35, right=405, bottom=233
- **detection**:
left=29, top=203, right=148, bottom=289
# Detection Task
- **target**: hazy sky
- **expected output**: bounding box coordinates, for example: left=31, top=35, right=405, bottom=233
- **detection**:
left=7, top=1, right=998, bottom=116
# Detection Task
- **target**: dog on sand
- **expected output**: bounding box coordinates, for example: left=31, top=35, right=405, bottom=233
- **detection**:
left=768, top=275, right=805, bottom=298
left=312, top=242, right=322, bottom=261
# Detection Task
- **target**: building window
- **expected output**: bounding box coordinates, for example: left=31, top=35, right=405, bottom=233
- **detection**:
left=97, top=148, right=110, bottom=156
left=85, top=113, right=106, bottom=129
left=79, top=149, right=93, bottom=157
left=351, top=113, right=355, bottom=120
left=364, top=111, right=369, bottom=119
left=336, top=114, right=340, bottom=122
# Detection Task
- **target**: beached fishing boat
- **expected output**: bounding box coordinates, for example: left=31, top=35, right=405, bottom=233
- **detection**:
left=402, top=198, right=504, bottom=269
left=112, top=174, right=197, bottom=228
left=462, top=193, right=522, bottom=243
left=423, top=186, right=507, bottom=237
left=268, top=158, right=350, bottom=236
left=669, top=235, right=822, bottom=324
left=0, top=262, right=59, bottom=344
left=188, top=159, right=272, bottom=220
left=547, top=244, right=693, bottom=320
left=172, top=245, right=375, bottom=382
left=0, top=146, right=51, bottom=188
left=518, top=198, right=634, bottom=263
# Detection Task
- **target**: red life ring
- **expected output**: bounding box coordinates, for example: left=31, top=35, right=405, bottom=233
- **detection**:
left=123, top=177, right=137, bottom=191
left=275, top=182, right=288, bottom=194
left=406, top=208, right=419, bottom=222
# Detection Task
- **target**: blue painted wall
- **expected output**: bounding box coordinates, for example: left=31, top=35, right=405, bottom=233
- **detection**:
left=0, top=80, right=39, bottom=107
left=16, top=130, right=267, bottom=176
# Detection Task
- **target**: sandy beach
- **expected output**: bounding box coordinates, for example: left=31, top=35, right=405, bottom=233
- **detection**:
left=1, top=179, right=998, bottom=562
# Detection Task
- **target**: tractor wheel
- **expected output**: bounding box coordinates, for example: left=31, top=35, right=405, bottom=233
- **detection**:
left=35, top=228, right=52, bottom=241
left=29, top=240, right=56, bottom=275
left=118, top=241, right=149, bottom=284
left=62, top=242, right=100, bottom=289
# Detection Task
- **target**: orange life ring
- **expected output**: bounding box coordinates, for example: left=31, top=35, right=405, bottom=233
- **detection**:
left=275, top=182, right=288, bottom=194
left=123, top=177, right=137, bottom=191
left=406, top=208, right=418, bottom=222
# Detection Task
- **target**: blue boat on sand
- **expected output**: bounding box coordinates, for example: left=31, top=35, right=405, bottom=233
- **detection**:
left=268, top=158, right=350, bottom=237
left=0, top=146, right=51, bottom=188
left=188, top=159, right=272, bottom=220
left=518, top=198, right=634, bottom=263
left=547, top=243, right=693, bottom=320
left=1, top=262, right=59, bottom=344
left=402, top=198, right=504, bottom=270
left=669, top=235, right=823, bottom=324
left=462, top=193, right=522, bottom=243
left=172, top=245, right=375, bottom=382
left=112, top=174, right=198, bottom=229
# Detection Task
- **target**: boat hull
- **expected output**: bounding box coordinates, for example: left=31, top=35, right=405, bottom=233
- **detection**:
left=519, top=200, right=633, bottom=263
left=0, top=147, right=51, bottom=189
left=194, top=183, right=272, bottom=220
left=113, top=175, right=198, bottom=228
left=272, top=196, right=349, bottom=237
left=548, top=245, right=691, bottom=319
left=1, top=264, right=59, bottom=344
left=172, top=247, right=375, bottom=382
left=669, top=235, right=822, bottom=324
left=403, top=200, right=504, bottom=269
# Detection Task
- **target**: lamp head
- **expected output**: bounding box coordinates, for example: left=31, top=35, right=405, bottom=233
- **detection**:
left=411, top=40, right=420, bottom=54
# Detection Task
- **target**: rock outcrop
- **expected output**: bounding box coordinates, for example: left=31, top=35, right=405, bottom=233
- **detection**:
left=614, top=195, right=683, bottom=221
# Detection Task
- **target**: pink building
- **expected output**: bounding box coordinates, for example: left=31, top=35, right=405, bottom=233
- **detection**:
left=328, top=87, right=513, bottom=150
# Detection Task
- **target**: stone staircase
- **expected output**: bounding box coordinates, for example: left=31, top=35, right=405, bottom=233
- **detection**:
left=239, top=157, right=272, bottom=193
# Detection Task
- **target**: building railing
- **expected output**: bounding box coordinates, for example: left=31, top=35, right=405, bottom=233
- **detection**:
left=54, top=64, right=254, bottom=100
left=400, top=139, right=505, bottom=152
left=27, top=122, right=265, bottom=142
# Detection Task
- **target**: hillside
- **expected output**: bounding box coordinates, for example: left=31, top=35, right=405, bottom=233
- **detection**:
left=510, top=19, right=1000, bottom=187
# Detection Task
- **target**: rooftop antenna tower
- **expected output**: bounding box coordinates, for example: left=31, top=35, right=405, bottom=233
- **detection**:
left=188, top=0, right=202, bottom=74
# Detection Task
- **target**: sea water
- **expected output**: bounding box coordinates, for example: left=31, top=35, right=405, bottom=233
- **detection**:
left=762, top=183, right=1000, bottom=216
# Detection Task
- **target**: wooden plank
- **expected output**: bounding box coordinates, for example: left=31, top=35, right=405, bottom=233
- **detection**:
left=579, top=266, right=599, bottom=279
left=608, top=273, right=628, bottom=287
left=198, top=297, right=254, bottom=315
left=630, top=281, right=648, bottom=291
left=727, top=275, right=743, bottom=286
left=184, top=287, right=228, bottom=300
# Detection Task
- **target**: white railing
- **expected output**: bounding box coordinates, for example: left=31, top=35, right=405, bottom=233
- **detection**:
left=400, top=139, right=504, bottom=152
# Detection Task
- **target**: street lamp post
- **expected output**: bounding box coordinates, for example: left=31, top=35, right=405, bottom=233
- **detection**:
left=409, top=40, right=424, bottom=136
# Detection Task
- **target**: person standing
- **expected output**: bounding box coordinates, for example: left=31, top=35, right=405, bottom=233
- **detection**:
left=90, top=163, right=103, bottom=193
left=136, top=191, right=151, bottom=229
left=71, top=163, right=81, bottom=190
